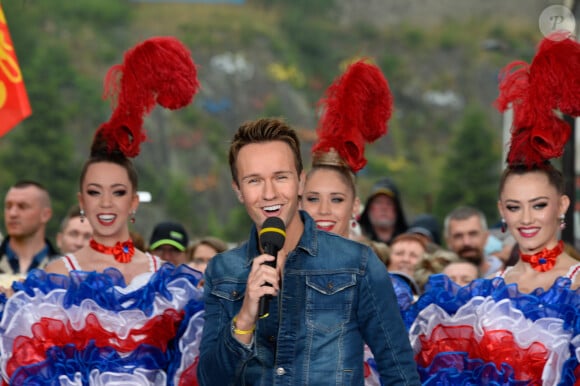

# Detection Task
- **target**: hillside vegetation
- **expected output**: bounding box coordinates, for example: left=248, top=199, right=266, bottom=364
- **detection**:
left=1, top=0, right=552, bottom=241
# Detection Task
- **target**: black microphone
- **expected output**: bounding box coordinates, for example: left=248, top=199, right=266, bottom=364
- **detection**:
left=258, top=217, right=286, bottom=318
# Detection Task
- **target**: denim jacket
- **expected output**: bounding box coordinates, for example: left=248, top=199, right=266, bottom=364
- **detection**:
left=198, top=211, right=420, bottom=386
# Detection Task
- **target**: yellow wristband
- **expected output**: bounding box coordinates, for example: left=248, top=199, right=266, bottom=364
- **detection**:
left=233, top=315, right=255, bottom=335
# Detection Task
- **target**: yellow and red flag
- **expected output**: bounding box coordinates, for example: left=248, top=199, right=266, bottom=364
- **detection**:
left=0, top=5, right=31, bottom=137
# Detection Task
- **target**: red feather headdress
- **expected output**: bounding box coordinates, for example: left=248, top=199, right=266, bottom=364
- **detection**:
left=312, top=59, right=393, bottom=173
left=94, top=36, right=200, bottom=157
left=495, top=32, right=580, bottom=167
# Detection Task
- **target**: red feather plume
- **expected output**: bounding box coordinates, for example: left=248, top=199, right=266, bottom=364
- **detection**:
left=95, top=36, right=200, bottom=157
left=496, top=32, right=580, bottom=167
left=312, top=59, right=393, bottom=173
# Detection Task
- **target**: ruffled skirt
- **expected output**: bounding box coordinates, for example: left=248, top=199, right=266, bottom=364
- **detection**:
left=0, top=264, right=204, bottom=386
left=406, top=274, right=580, bottom=385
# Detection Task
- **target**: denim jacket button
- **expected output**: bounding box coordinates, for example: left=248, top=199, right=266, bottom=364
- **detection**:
left=327, top=282, right=334, bottom=289
left=232, top=291, right=238, bottom=297
left=276, top=367, right=286, bottom=376
left=268, top=335, right=276, bottom=342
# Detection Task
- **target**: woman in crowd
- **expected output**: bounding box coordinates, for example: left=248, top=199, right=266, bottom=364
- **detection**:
left=0, top=37, right=204, bottom=385
left=299, top=58, right=387, bottom=241
left=299, top=59, right=391, bottom=241
left=406, top=33, right=580, bottom=385
left=388, top=232, right=427, bottom=279
left=386, top=232, right=427, bottom=303
left=441, top=259, right=479, bottom=287
left=413, top=248, right=461, bottom=291
left=300, top=58, right=392, bottom=238
left=300, top=150, right=360, bottom=239
left=188, top=236, right=228, bottom=274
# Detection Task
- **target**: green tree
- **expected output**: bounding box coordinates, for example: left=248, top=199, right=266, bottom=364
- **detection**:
left=165, top=177, right=193, bottom=227
left=222, top=205, right=254, bottom=243
left=434, top=105, right=501, bottom=223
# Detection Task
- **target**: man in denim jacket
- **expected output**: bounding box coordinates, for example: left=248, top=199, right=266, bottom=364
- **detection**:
left=198, top=118, right=420, bottom=385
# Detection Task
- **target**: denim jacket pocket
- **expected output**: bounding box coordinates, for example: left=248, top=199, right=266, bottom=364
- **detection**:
left=211, top=280, right=247, bottom=302
left=305, top=273, right=356, bottom=333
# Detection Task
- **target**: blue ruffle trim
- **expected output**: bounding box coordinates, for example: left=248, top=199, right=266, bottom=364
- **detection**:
left=11, top=342, right=168, bottom=386
left=13, top=264, right=203, bottom=316
left=404, top=274, right=580, bottom=333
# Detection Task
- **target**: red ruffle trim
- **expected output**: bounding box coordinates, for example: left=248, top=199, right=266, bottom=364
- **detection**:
left=6, top=309, right=184, bottom=379
left=417, top=324, right=548, bottom=384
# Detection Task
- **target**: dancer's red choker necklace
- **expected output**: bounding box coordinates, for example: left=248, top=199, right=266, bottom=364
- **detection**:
left=89, top=238, right=135, bottom=263
left=520, top=240, right=563, bottom=272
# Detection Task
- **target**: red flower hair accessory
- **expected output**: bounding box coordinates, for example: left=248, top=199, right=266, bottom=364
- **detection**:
left=95, top=36, right=200, bottom=158
left=495, top=32, right=580, bottom=167
left=312, top=59, right=393, bottom=173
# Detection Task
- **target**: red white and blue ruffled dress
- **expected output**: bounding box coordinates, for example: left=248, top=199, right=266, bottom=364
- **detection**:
left=0, top=254, right=205, bottom=386
left=402, top=264, right=580, bottom=385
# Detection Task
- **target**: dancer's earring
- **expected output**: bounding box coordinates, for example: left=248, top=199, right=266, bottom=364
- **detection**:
left=559, top=214, right=566, bottom=230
